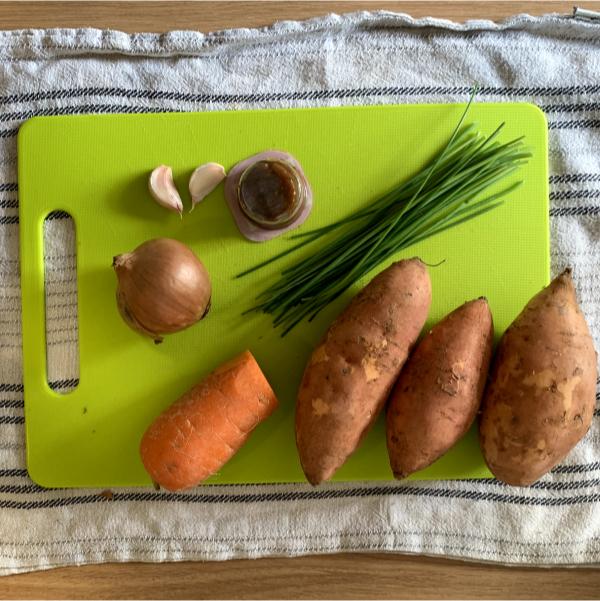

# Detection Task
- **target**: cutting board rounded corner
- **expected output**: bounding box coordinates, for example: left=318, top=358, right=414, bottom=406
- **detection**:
left=509, top=100, right=548, bottom=121
left=17, top=115, right=48, bottom=150
left=25, top=455, right=55, bottom=490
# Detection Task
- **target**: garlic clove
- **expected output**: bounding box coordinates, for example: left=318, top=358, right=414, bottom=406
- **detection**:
left=189, top=162, right=226, bottom=211
left=149, top=165, right=184, bottom=216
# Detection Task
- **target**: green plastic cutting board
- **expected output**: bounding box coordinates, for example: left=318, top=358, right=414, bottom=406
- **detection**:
left=18, top=103, right=549, bottom=488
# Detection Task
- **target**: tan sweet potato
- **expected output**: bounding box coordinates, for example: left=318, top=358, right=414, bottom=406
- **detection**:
left=295, top=258, right=432, bottom=485
left=479, top=268, right=597, bottom=486
left=386, top=298, right=493, bottom=478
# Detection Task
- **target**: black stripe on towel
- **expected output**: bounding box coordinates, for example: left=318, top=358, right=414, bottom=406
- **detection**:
left=1, top=100, right=600, bottom=140
left=3, top=477, right=600, bottom=497
left=45, top=211, right=72, bottom=221
left=548, top=119, right=600, bottom=130
left=549, top=173, right=600, bottom=184
left=0, top=415, right=24, bottom=424
left=0, top=399, right=24, bottom=409
left=0, top=84, right=599, bottom=108
left=0, top=381, right=79, bottom=393
left=1, top=487, right=600, bottom=510
left=0, top=103, right=165, bottom=123
left=540, top=102, right=600, bottom=114
left=0, top=384, right=24, bottom=393
left=0, top=469, right=28, bottom=478
left=0, top=462, right=591, bottom=481
left=48, top=379, right=79, bottom=390
left=550, top=189, right=600, bottom=201
left=0, top=126, right=18, bottom=138
left=10, top=99, right=600, bottom=124
left=551, top=461, right=600, bottom=475
left=549, top=206, right=600, bottom=217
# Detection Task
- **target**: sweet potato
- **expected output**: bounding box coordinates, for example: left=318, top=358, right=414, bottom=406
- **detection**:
left=479, top=269, right=597, bottom=486
left=295, top=258, right=431, bottom=485
left=386, top=298, right=493, bottom=478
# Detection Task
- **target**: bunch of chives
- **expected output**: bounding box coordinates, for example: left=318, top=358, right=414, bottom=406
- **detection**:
left=238, top=94, right=532, bottom=335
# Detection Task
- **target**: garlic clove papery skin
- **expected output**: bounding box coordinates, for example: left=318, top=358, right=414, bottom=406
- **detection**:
left=148, top=165, right=184, bottom=216
left=189, top=162, right=226, bottom=211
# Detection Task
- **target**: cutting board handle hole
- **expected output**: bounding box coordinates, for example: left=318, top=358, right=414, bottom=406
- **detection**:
left=43, top=211, right=80, bottom=395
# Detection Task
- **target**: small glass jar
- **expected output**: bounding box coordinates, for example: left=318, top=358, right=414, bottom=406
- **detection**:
left=237, top=159, right=307, bottom=230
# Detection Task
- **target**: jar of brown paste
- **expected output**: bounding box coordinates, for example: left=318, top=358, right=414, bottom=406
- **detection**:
left=237, top=159, right=307, bottom=230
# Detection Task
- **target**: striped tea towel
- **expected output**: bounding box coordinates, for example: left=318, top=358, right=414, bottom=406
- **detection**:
left=1, top=10, right=600, bottom=574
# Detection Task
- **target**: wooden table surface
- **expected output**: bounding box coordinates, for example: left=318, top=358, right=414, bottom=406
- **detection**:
left=2, top=1, right=600, bottom=599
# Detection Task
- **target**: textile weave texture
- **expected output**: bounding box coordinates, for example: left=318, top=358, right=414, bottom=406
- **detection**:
left=1, top=11, right=600, bottom=574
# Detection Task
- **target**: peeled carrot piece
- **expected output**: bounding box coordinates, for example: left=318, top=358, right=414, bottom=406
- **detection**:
left=140, top=350, right=279, bottom=491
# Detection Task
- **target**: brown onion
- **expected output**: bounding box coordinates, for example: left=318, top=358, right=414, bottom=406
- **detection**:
left=113, top=238, right=211, bottom=343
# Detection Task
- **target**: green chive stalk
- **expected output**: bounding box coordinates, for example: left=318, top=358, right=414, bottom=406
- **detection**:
left=239, top=94, right=532, bottom=335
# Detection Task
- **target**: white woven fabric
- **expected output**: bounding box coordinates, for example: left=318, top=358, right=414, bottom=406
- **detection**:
left=1, top=11, right=600, bottom=574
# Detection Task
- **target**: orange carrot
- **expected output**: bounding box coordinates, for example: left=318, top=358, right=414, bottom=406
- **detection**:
left=140, top=350, right=278, bottom=491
